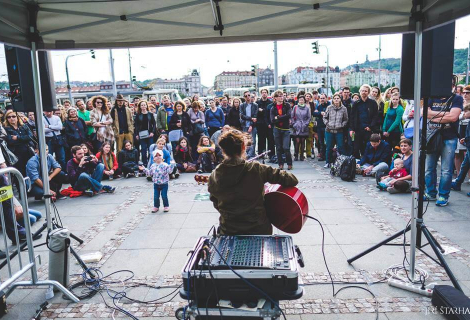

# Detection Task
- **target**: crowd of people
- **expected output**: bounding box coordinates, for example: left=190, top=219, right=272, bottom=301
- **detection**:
left=0, top=81, right=467, bottom=216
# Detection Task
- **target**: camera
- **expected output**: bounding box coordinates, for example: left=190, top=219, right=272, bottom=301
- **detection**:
left=85, top=156, right=92, bottom=161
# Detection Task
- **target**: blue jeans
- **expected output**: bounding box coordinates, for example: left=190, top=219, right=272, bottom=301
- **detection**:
left=139, top=138, right=151, bottom=166
left=18, top=209, right=42, bottom=227
left=47, top=138, right=66, bottom=171
left=154, top=183, right=169, bottom=208
left=273, top=128, right=292, bottom=166
left=74, top=163, right=105, bottom=192
left=455, top=148, right=470, bottom=185
left=425, top=138, right=457, bottom=199
left=325, top=131, right=344, bottom=164
left=243, top=126, right=257, bottom=158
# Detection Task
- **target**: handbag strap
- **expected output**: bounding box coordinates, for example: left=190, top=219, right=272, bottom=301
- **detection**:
left=43, top=115, right=57, bottom=138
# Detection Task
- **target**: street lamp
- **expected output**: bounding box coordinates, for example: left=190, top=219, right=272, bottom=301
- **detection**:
left=65, top=50, right=96, bottom=103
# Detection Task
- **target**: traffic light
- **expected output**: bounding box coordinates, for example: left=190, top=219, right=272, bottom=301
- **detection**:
left=90, top=49, right=96, bottom=59
left=132, top=75, right=136, bottom=82
left=251, top=65, right=257, bottom=76
left=321, top=78, right=326, bottom=88
left=312, top=41, right=319, bottom=54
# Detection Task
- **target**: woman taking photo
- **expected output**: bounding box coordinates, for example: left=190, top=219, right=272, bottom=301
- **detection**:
left=188, top=101, right=205, bottom=160
left=226, top=97, right=242, bottom=130
left=208, top=129, right=298, bottom=235
left=4, top=110, right=35, bottom=176
left=205, top=99, right=225, bottom=137
left=168, top=101, right=191, bottom=148
left=134, top=100, right=156, bottom=166
left=291, top=95, right=311, bottom=161
left=90, top=95, right=114, bottom=152
left=382, top=93, right=404, bottom=150
left=96, top=141, right=121, bottom=179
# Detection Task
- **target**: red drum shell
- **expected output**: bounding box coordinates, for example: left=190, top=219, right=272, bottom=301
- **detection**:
left=264, top=183, right=308, bottom=234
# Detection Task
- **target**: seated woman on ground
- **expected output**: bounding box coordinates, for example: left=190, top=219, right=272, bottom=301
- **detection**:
left=375, top=138, right=413, bottom=194
left=197, top=135, right=217, bottom=173
left=96, top=141, right=121, bottom=179
left=174, top=136, right=195, bottom=173
left=117, top=140, right=143, bottom=178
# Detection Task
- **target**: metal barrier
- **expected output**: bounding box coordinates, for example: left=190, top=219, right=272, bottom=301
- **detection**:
left=0, top=167, right=78, bottom=302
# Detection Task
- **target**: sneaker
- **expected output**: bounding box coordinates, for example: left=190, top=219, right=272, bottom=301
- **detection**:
left=84, top=189, right=94, bottom=197
left=102, top=186, right=116, bottom=193
left=294, top=156, right=298, bottom=161
left=163, top=207, right=169, bottom=212
left=56, top=193, right=67, bottom=200
left=152, top=207, right=159, bottom=213
left=467, top=192, right=470, bottom=197
left=310, top=154, right=315, bottom=159
left=300, top=156, right=305, bottom=161
left=423, top=193, right=437, bottom=201
left=146, top=176, right=152, bottom=182
left=323, top=163, right=330, bottom=169
left=134, top=171, right=140, bottom=177
left=126, top=173, right=134, bottom=178
left=436, top=196, right=449, bottom=207
left=451, top=182, right=461, bottom=191
left=279, top=165, right=284, bottom=170
left=287, top=165, right=293, bottom=170
left=175, top=172, right=180, bottom=179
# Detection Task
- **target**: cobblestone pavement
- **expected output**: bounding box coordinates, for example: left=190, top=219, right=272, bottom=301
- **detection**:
left=2, top=158, right=470, bottom=319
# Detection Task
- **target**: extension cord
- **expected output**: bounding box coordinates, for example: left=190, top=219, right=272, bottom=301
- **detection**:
left=388, top=278, right=433, bottom=297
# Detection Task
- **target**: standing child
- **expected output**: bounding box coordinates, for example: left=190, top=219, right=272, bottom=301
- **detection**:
left=141, top=149, right=175, bottom=212
left=378, top=158, right=408, bottom=190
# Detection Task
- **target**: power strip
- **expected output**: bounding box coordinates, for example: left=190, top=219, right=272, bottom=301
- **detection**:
left=388, top=278, right=433, bottom=297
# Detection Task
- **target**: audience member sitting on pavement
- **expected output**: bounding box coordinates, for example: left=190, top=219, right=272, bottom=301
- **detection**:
left=158, top=134, right=173, bottom=157
left=96, top=142, right=121, bottom=180
left=173, top=137, right=195, bottom=173
left=26, top=145, right=68, bottom=200
left=197, top=135, right=217, bottom=173
left=141, top=149, right=175, bottom=213
left=380, top=138, right=413, bottom=194
left=13, top=196, right=42, bottom=227
left=452, top=103, right=470, bottom=197
left=117, top=140, right=142, bottom=178
left=359, top=133, right=391, bottom=177
left=67, top=145, right=115, bottom=197
left=377, top=158, right=408, bottom=190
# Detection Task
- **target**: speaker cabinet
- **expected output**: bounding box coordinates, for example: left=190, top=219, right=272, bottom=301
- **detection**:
left=4, top=45, right=57, bottom=112
left=400, top=22, right=455, bottom=99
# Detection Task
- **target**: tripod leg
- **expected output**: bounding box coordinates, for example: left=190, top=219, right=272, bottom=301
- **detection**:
left=421, top=225, right=463, bottom=292
left=69, top=246, right=96, bottom=279
left=347, top=224, right=411, bottom=264
left=420, top=227, right=444, bottom=253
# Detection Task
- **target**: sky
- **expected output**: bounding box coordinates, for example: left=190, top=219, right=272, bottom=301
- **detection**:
left=1, top=15, right=470, bottom=88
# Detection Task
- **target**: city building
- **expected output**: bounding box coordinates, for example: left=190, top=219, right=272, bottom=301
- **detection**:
left=283, top=66, right=341, bottom=90
left=153, top=69, right=201, bottom=96
left=258, top=68, right=275, bottom=87
left=340, top=67, right=401, bottom=89
left=214, top=71, right=256, bottom=90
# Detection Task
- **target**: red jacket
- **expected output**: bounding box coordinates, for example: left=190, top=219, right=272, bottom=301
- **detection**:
left=96, top=152, right=118, bottom=171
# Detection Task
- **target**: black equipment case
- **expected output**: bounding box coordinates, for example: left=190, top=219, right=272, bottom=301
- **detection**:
left=180, top=235, right=303, bottom=303
left=431, top=285, right=470, bottom=320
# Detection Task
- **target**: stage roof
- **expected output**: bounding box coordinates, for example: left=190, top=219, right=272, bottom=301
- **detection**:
left=0, top=0, right=469, bottom=50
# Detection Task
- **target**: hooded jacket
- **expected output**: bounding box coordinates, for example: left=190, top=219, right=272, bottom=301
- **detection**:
left=208, top=158, right=298, bottom=235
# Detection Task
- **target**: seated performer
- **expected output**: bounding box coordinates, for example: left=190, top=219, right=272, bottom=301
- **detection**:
left=208, top=129, right=298, bottom=235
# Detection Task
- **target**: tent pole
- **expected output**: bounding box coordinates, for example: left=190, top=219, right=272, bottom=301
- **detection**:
left=274, top=41, right=278, bottom=90
left=30, top=42, right=53, bottom=232
left=410, top=19, right=423, bottom=283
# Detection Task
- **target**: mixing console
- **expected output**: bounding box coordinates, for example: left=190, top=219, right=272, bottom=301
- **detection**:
left=199, top=235, right=291, bottom=270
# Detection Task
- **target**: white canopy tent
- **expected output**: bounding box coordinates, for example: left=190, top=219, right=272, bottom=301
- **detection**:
left=0, top=0, right=469, bottom=50
left=0, top=0, right=469, bottom=291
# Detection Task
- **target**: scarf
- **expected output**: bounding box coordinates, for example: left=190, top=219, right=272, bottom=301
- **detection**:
left=102, top=153, right=113, bottom=170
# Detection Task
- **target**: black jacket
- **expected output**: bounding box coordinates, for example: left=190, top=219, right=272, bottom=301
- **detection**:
left=226, top=107, right=241, bottom=129
left=350, top=98, right=380, bottom=132
left=117, top=148, right=139, bottom=167
left=256, top=98, right=272, bottom=125
left=240, top=102, right=259, bottom=127
left=312, top=102, right=330, bottom=129
left=360, top=140, right=392, bottom=166
left=168, top=111, right=192, bottom=136
left=5, top=125, right=34, bottom=155
left=270, top=103, right=292, bottom=130
left=134, top=113, right=156, bottom=139
left=64, top=118, right=87, bottom=147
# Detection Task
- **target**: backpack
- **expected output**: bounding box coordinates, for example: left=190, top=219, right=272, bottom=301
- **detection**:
left=339, top=156, right=356, bottom=181
left=330, top=154, right=347, bottom=177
